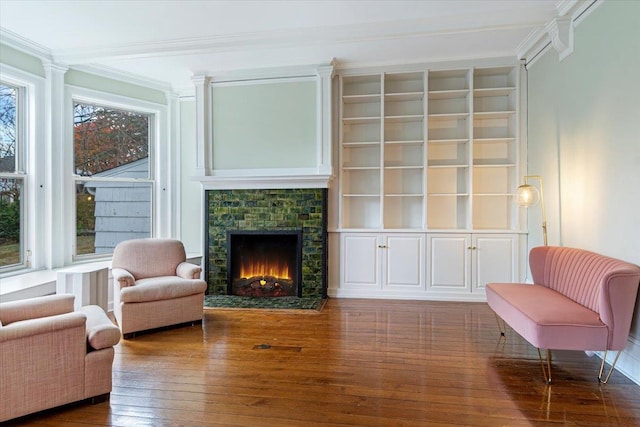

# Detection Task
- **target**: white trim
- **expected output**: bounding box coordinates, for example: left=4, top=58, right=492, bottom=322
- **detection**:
left=0, top=67, right=46, bottom=275
left=66, top=85, right=169, bottom=259
left=0, top=28, right=52, bottom=62
left=518, top=0, right=601, bottom=64
left=49, top=18, right=545, bottom=65
left=194, top=171, right=333, bottom=190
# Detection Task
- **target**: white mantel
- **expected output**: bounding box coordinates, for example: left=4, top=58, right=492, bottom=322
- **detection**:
left=193, top=168, right=333, bottom=190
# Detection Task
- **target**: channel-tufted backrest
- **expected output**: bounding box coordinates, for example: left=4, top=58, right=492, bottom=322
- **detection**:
left=529, top=246, right=640, bottom=349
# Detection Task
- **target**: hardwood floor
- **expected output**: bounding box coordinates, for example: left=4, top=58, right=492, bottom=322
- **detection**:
left=10, top=299, right=640, bottom=426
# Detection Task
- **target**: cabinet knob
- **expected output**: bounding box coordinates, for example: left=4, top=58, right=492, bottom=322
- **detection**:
left=468, top=246, right=477, bottom=250
left=378, top=244, right=387, bottom=248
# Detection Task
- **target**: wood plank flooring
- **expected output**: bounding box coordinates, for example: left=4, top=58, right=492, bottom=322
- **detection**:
left=9, top=299, right=640, bottom=426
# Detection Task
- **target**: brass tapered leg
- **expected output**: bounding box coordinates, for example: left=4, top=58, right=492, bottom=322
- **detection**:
left=598, top=350, right=622, bottom=384
left=493, top=312, right=507, bottom=337
left=537, top=348, right=552, bottom=384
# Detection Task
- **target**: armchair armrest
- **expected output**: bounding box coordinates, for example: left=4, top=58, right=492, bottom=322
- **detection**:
left=0, top=294, right=74, bottom=326
left=79, top=305, right=121, bottom=350
left=112, top=267, right=135, bottom=288
left=176, top=262, right=202, bottom=279
left=0, top=312, right=86, bottom=343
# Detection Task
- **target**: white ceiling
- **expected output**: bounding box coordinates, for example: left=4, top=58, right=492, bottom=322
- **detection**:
left=0, top=0, right=561, bottom=92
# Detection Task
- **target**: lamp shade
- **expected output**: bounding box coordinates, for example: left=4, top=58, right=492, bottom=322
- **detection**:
left=515, top=184, right=540, bottom=207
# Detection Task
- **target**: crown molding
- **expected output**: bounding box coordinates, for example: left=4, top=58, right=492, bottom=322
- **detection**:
left=50, top=16, right=543, bottom=65
left=518, top=0, right=601, bottom=64
left=0, top=27, right=52, bottom=61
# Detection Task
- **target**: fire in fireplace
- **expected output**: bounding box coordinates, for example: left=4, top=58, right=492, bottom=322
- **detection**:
left=227, top=230, right=302, bottom=297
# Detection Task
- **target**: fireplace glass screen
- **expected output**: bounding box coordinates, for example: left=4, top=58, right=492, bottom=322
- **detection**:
left=227, top=231, right=302, bottom=297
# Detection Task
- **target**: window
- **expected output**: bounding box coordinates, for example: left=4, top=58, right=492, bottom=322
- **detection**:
left=73, top=101, right=153, bottom=258
left=0, top=82, right=26, bottom=270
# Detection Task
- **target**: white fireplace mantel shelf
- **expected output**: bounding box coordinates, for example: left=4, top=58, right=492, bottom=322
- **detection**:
left=192, top=170, right=334, bottom=190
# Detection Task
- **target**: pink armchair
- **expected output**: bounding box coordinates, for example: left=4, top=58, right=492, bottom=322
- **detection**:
left=0, top=294, right=121, bottom=422
left=111, top=238, right=207, bottom=338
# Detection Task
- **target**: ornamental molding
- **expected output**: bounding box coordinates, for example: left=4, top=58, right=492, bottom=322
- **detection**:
left=517, top=0, right=601, bottom=65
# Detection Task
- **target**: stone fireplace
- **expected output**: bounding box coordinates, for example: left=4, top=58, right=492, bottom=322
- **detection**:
left=205, top=188, right=327, bottom=300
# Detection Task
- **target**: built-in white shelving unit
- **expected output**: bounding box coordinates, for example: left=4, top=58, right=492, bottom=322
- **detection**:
left=333, top=62, right=524, bottom=301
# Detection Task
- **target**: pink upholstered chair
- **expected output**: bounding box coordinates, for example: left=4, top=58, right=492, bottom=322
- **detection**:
left=111, top=238, right=207, bottom=338
left=0, top=294, right=121, bottom=422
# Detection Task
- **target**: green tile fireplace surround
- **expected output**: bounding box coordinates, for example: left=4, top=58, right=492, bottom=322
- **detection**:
left=206, top=188, right=327, bottom=300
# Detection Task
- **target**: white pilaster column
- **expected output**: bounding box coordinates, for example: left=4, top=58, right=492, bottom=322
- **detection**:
left=42, top=61, right=68, bottom=268
left=191, top=75, right=212, bottom=177
left=316, top=61, right=335, bottom=176
left=163, top=90, right=180, bottom=238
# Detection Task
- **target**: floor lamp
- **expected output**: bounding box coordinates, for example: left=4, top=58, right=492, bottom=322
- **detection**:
left=515, top=175, right=548, bottom=246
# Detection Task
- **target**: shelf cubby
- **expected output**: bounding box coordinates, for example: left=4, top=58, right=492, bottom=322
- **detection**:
left=342, top=75, right=381, bottom=97
left=472, top=195, right=512, bottom=230
left=385, top=72, right=424, bottom=94
left=428, top=69, right=470, bottom=92
left=342, top=144, right=380, bottom=168
left=427, top=195, right=468, bottom=230
left=384, top=167, right=423, bottom=194
left=342, top=196, right=381, bottom=229
left=384, top=196, right=424, bottom=229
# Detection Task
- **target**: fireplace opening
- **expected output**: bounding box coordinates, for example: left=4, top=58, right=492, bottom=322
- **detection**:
left=227, top=230, right=302, bottom=297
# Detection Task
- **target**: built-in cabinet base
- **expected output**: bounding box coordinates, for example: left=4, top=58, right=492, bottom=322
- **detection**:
left=328, top=232, right=522, bottom=301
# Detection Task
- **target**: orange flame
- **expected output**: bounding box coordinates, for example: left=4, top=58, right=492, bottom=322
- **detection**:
left=239, top=257, right=291, bottom=280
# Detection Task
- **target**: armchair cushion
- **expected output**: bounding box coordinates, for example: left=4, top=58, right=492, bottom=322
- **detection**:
left=80, top=305, right=121, bottom=350
left=119, top=276, right=207, bottom=303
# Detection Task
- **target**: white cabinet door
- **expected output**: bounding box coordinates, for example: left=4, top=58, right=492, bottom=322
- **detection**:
left=472, top=234, right=518, bottom=293
left=341, top=234, right=380, bottom=289
left=427, top=234, right=471, bottom=293
left=340, top=233, right=424, bottom=295
left=383, top=234, right=425, bottom=291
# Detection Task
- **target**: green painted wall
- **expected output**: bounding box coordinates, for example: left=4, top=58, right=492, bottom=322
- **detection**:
left=527, top=0, right=640, bottom=381
left=0, top=43, right=45, bottom=77
left=65, top=69, right=166, bottom=104
left=212, top=80, right=317, bottom=170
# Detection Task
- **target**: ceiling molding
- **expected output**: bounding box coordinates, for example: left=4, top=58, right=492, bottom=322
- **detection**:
left=0, top=27, right=52, bottom=61
left=51, top=17, right=544, bottom=65
left=517, top=0, right=600, bottom=64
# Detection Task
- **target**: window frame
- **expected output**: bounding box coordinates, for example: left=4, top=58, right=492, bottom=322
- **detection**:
left=0, top=68, right=41, bottom=275
left=67, top=86, right=165, bottom=261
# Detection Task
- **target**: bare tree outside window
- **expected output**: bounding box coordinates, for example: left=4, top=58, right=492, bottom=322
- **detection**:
left=0, top=83, right=22, bottom=268
left=74, top=102, right=151, bottom=256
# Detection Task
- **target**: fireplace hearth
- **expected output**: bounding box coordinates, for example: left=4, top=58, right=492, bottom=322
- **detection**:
left=227, top=231, right=302, bottom=298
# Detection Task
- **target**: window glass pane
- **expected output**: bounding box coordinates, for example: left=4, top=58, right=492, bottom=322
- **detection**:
left=0, top=177, right=22, bottom=267
left=74, top=101, right=151, bottom=257
left=73, top=103, right=149, bottom=176
left=76, top=181, right=152, bottom=256
left=0, top=84, right=17, bottom=172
